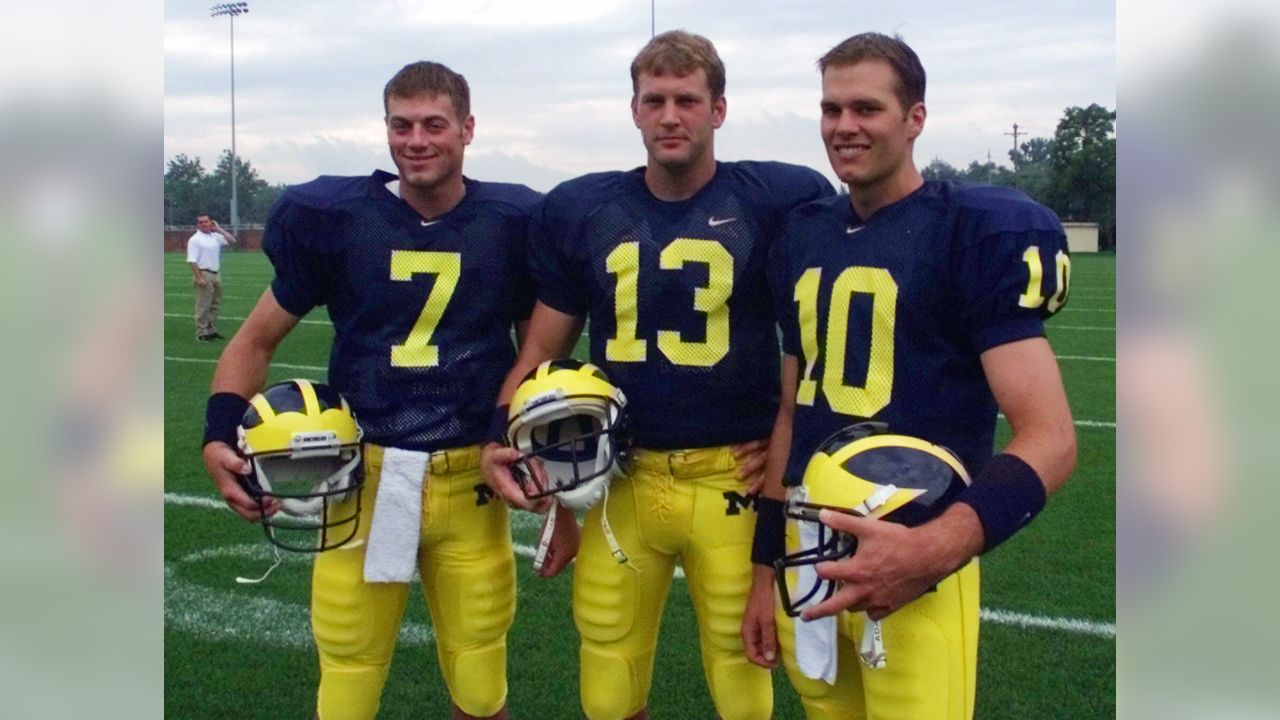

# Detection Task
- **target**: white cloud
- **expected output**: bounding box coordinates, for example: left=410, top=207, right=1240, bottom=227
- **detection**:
left=163, top=0, right=1115, bottom=189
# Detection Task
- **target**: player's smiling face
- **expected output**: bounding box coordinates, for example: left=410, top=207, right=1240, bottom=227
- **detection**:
left=386, top=92, right=474, bottom=191
left=632, top=68, right=725, bottom=173
left=820, top=60, right=924, bottom=193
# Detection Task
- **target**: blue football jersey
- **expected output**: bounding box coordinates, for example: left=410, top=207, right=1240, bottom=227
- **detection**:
left=263, top=171, right=541, bottom=450
left=769, top=181, right=1070, bottom=480
left=531, top=161, right=834, bottom=449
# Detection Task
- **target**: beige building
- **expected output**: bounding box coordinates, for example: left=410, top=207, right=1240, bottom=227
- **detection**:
left=1063, top=222, right=1100, bottom=253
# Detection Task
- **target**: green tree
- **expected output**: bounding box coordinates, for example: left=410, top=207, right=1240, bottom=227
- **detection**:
left=164, top=150, right=284, bottom=227
left=962, top=160, right=1017, bottom=187
left=1011, top=137, right=1054, bottom=204
left=163, top=154, right=209, bottom=226
left=922, top=158, right=964, bottom=183
left=208, top=150, right=276, bottom=227
left=1048, top=104, right=1116, bottom=247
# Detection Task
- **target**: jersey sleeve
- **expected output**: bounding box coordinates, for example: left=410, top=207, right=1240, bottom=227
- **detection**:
left=185, top=235, right=198, bottom=263
left=768, top=218, right=802, bottom=357
left=527, top=192, right=587, bottom=316
left=508, top=213, right=538, bottom=323
left=953, top=197, right=1071, bottom=353
left=262, top=194, right=341, bottom=318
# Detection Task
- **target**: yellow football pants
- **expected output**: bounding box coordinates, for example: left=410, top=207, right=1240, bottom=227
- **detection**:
left=573, top=445, right=772, bottom=720
left=776, top=560, right=980, bottom=720
left=311, top=443, right=515, bottom=720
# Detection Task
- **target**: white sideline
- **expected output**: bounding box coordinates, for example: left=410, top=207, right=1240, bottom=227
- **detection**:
left=165, top=492, right=1111, bottom=640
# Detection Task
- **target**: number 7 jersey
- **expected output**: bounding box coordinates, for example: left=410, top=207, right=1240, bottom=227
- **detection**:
left=263, top=171, right=541, bottom=450
left=530, top=161, right=834, bottom=449
left=768, top=181, right=1071, bottom=481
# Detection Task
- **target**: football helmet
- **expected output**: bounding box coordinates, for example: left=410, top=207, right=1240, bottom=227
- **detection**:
left=236, top=379, right=365, bottom=552
left=774, top=422, right=970, bottom=617
left=506, top=359, right=630, bottom=511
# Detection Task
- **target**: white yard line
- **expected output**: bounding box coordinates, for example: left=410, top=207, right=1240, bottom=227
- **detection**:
left=164, top=492, right=1112, bottom=640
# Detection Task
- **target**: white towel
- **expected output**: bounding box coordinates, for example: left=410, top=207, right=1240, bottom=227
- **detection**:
left=794, top=518, right=838, bottom=683
left=363, top=447, right=428, bottom=582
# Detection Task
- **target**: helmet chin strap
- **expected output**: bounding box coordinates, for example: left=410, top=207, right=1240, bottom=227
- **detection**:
left=236, top=543, right=284, bottom=585
left=598, top=484, right=637, bottom=572
left=532, top=483, right=638, bottom=573
left=532, top=502, right=558, bottom=572
left=851, top=485, right=896, bottom=670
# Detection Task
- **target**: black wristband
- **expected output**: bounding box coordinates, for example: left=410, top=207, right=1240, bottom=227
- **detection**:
left=486, top=404, right=511, bottom=445
left=956, top=453, right=1047, bottom=554
left=203, top=392, right=249, bottom=448
left=751, top=496, right=787, bottom=566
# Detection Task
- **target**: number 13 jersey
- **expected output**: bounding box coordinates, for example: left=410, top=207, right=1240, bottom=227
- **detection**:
left=530, top=161, right=833, bottom=449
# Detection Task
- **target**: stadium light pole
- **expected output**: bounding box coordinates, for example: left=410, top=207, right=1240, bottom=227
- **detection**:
left=210, top=2, right=249, bottom=236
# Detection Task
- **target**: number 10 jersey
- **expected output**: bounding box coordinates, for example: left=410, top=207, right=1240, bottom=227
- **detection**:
left=768, top=181, right=1071, bottom=481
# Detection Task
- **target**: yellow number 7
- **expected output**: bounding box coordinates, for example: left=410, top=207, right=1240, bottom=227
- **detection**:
left=389, top=250, right=462, bottom=368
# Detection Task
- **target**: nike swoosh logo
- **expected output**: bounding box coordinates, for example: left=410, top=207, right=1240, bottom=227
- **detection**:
left=421, top=220, right=441, bottom=227
left=708, top=217, right=737, bottom=227
left=846, top=225, right=864, bottom=234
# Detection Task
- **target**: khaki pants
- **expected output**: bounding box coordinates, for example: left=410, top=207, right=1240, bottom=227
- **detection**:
left=194, top=269, right=222, bottom=337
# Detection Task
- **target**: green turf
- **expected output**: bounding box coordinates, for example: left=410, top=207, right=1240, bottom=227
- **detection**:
left=164, top=250, right=1116, bottom=718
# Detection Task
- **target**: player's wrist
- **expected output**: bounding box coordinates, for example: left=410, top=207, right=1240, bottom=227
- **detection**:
left=486, top=404, right=510, bottom=445
left=204, top=392, right=249, bottom=448
left=956, top=453, right=1047, bottom=554
left=751, top=496, right=786, bottom=566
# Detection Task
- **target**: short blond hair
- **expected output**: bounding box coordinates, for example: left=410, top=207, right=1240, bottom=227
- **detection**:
left=630, top=30, right=725, bottom=100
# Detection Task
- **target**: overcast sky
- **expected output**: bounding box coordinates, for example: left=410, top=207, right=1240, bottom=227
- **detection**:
left=164, top=0, right=1115, bottom=192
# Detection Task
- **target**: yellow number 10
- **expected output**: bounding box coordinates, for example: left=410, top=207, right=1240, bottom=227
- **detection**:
left=793, top=266, right=897, bottom=417
left=1018, top=246, right=1071, bottom=312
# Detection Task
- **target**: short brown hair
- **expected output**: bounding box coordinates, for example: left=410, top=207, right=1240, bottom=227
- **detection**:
left=630, top=30, right=726, bottom=100
left=818, top=33, right=925, bottom=110
left=383, top=61, right=470, bottom=120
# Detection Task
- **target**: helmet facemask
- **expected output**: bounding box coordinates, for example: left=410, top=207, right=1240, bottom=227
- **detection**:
left=235, top=379, right=366, bottom=553
left=242, top=437, right=364, bottom=552
left=774, top=504, right=860, bottom=617
left=507, top=391, right=628, bottom=511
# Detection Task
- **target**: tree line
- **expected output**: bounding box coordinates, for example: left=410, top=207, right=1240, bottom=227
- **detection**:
left=163, top=149, right=285, bottom=228
left=921, top=104, right=1116, bottom=249
left=167, top=103, right=1115, bottom=247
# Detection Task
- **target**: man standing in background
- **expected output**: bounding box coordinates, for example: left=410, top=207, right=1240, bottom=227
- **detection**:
left=186, top=212, right=236, bottom=341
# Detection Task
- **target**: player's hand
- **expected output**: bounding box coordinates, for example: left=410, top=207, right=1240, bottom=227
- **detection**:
left=536, top=505, right=580, bottom=578
left=202, top=441, right=276, bottom=520
left=741, top=563, right=780, bottom=669
left=732, top=438, right=768, bottom=494
left=802, top=509, right=972, bottom=622
left=194, top=276, right=206, bottom=288
left=481, top=442, right=551, bottom=513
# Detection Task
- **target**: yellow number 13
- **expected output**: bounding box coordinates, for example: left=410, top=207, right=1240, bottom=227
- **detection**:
left=605, top=239, right=733, bottom=367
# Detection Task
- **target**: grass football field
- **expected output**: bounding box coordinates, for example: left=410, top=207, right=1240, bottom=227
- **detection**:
left=164, top=251, right=1115, bottom=719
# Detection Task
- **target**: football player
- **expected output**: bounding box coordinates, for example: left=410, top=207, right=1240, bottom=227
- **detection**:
left=200, top=61, right=539, bottom=720
left=741, top=33, right=1078, bottom=720
left=480, top=31, right=834, bottom=720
